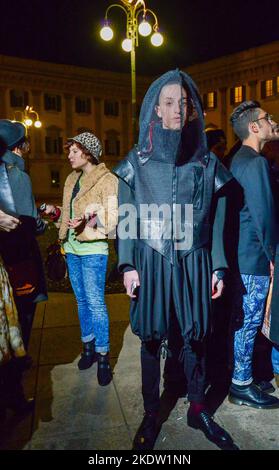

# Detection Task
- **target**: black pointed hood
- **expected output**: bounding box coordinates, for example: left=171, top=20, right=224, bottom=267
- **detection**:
left=137, top=69, right=208, bottom=164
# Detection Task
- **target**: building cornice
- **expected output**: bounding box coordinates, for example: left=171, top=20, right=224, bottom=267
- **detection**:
left=0, top=54, right=151, bottom=99
left=185, top=41, right=279, bottom=91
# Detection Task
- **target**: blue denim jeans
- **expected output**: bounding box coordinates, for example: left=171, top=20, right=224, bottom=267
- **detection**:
left=66, top=253, right=109, bottom=353
left=272, top=345, right=279, bottom=374
left=232, top=274, right=270, bottom=385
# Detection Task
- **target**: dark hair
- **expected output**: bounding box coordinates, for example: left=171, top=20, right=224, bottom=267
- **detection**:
left=64, top=140, right=99, bottom=165
left=205, top=129, right=226, bottom=150
left=230, top=100, right=261, bottom=140
left=14, top=136, right=30, bottom=153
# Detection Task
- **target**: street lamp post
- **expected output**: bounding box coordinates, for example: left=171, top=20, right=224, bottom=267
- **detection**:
left=12, top=105, right=42, bottom=173
left=12, top=105, right=42, bottom=134
left=100, top=0, right=164, bottom=144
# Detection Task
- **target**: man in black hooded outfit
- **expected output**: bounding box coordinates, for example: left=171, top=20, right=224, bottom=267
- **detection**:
left=114, top=70, right=234, bottom=449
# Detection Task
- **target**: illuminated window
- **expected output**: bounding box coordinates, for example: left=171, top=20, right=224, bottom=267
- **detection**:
left=265, top=80, right=273, bottom=97
left=230, top=86, right=246, bottom=105
left=234, top=87, right=242, bottom=103
left=207, top=92, right=214, bottom=108
left=203, top=92, right=217, bottom=110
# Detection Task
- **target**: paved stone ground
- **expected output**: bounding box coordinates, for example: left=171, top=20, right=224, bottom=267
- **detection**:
left=1, top=293, right=279, bottom=451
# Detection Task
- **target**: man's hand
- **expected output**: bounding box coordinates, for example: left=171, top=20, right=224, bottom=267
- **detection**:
left=0, top=210, right=20, bottom=232
left=211, top=272, right=224, bottom=299
left=124, top=270, right=140, bottom=298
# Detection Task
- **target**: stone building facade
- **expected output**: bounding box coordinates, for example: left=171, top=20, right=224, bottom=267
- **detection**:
left=187, top=41, right=279, bottom=150
left=0, top=40, right=278, bottom=202
left=0, top=55, right=150, bottom=202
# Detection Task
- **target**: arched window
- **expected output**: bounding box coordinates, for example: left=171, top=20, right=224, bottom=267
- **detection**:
left=76, top=127, right=93, bottom=134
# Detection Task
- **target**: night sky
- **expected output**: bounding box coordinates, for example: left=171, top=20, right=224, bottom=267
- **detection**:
left=1, top=0, right=279, bottom=76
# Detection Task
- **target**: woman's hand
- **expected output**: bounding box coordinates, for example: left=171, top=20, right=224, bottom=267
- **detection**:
left=44, top=204, right=57, bottom=215
left=68, top=217, right=85, bottom=229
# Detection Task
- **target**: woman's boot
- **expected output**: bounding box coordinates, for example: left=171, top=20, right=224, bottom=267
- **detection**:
left=78, top=339, right=97, bottom=370
left=97, top=353, right=112, bottom=386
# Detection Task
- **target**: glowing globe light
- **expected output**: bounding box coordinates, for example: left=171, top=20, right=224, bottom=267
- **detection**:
left=122, top=38, right=132, bottom=52
left=151, top=32, right=163, bottom=47
left=138, top=20, right=152, bottom=37
left=100, top=25, right=113, bottom=41
left=34, top=120, right=42, bottom=128
left=24, top=118, right=33, bottom=127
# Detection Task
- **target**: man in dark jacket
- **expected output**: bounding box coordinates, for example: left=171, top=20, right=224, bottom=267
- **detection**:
left=0, top=120, right=47, bottom=352
left=228, top=101, right=279, bottom=409
left=114, top=70, right=235, bottom=449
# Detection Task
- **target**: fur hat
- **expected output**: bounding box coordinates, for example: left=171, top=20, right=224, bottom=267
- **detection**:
left=68, top=132, right=102, bottom=161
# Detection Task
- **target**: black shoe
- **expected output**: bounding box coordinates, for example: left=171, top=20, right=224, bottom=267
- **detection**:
left=97, top=353, right=112, bottom=386
left=187, top=410, right=234, bottom=448
left=132, top=413, right=159, bottom=450
left=78, top=340, right=97, bottom=370
left=254, top=381, right=275, bottom=394
left=229, top=382, right=279, bottom=409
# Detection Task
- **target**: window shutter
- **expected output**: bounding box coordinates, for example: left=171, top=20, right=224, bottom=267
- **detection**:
left=45, top=136, right=51, bottom=154
left=230, top=88, right=234, bottom=105
left=75, top=97, right=79, bottom=113
left=57, top=96, right=62, bottom=112
left=214, top=91, right=217, bottom=108
left=87, top=98, right=91, bottom=114
left=23, top=91, right=29, bottom=107
left=203, top=93, right=208, bottom=110
left=242, top=86, right=246, bottom=102
left=58, top=137, right=63, bottom=154
left=261, top=81, right=266, bottom=99
left=273, top=77, right=277, bottom=95
left=44, top=94, right=49, bottom=110
left=10, top=90, right=15, bottom=107
left=116, top=140, right=120, bottom=156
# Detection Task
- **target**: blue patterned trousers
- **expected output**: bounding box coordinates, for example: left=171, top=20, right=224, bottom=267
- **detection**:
left=66, top=253, right=110, bottom=353
left=232, top=274, right=270, bottom=385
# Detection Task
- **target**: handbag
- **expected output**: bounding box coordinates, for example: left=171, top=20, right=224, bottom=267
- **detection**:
left=46, top=241, right=67, bottom=282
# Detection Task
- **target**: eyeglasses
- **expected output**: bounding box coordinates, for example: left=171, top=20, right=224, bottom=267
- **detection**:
left=252, top=113, right=274, bottom=124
